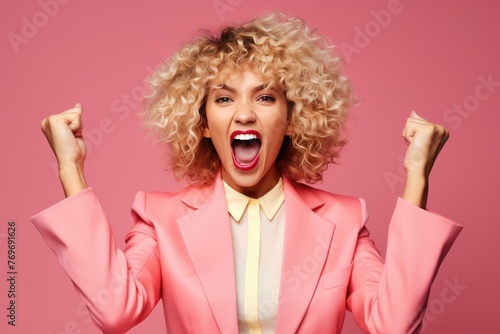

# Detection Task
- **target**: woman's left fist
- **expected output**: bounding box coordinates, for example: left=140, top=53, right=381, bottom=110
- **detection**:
left=402, top=111, right=450, bottom=178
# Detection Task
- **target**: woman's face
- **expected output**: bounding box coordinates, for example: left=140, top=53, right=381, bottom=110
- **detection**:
left=203, top=69, right=290, bottom=198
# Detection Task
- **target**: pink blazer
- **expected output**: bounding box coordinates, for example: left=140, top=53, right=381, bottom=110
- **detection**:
left=32, top=174, right=462, bottom=334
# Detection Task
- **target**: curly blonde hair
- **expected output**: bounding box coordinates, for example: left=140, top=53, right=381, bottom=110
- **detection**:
left=142, top=11, right=354, bottom=186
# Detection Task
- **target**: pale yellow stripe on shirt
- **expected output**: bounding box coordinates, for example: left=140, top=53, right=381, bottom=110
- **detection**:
left=245, top=199, right=262, bottom=334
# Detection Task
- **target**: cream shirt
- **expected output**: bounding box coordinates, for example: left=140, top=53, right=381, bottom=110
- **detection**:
left=223, top=178, right=286, bottom=334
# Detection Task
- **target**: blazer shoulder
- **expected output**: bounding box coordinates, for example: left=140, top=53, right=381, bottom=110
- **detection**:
left=292, top=180, right=362, bottom=206
left=133, top=182, right=219, bottom=223
left=291, top=181, right=367, bottom=226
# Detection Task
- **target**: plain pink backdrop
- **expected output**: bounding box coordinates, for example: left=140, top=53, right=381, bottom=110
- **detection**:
left=1, top=0, right=499, bottom=333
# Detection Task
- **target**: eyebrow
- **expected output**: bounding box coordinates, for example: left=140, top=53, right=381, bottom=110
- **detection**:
left=213, top=83, right=275, bottom=94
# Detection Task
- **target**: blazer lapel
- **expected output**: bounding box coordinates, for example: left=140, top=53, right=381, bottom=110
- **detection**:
left=275, top=177, right=336, bottom=333
left=176, top=176, right=238, bottom=333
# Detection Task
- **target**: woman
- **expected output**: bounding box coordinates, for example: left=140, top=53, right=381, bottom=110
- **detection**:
left=32, top=12, right=462, bottom=333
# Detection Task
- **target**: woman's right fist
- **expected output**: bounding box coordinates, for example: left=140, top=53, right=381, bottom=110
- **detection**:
left=41, top=103, right=87, bottom=171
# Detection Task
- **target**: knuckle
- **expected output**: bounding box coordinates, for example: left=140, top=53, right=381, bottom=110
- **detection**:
left=436, top=125, right=447, bottom=137
left=47, top=114, right=57, bottom=122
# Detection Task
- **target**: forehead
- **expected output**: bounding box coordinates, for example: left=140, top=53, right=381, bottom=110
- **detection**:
left=208, top=67, right=280, bottom=91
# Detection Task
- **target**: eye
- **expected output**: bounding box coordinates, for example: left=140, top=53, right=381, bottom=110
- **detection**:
left=257, top=95, right=276, bottom=103
left=215, top=96, right=233, bottom=103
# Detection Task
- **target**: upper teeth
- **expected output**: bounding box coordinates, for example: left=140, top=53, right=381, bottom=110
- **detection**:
left=234, top=134, right=258, bottom=140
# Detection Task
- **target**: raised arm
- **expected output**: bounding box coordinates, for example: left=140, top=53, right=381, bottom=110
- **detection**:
left=347, top=112, right=460, bottom=333
left=34, top=104, right=162, bottom=332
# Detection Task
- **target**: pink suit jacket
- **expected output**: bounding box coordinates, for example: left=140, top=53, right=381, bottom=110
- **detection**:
left=32, top=174, right=462, bottom=334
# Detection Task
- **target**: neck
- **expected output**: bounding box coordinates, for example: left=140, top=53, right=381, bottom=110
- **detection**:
left=222, top=166, right=281, bottom=198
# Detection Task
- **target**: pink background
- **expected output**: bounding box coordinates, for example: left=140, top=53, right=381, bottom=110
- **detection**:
left=1, top=0, right=499, bottom=333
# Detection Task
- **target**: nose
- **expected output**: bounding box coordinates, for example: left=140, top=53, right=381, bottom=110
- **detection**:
left=234, top=101, right=256, bottom=124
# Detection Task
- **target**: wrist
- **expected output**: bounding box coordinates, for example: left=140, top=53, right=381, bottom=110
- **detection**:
left=58, top=164, right=87, bottom=197
left=402, top=174, right=428, bottom=209
left=405, top=171, right=428, bottom=184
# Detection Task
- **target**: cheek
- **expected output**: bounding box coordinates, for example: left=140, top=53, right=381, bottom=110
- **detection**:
left=205, top=110, right=228, bottom=141
left=265, top=112, right=289, bottom=137
left=263, top=116, right=288, bottom=157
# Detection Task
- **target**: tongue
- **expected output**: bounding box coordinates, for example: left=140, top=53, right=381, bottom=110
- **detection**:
left=233, top=140, right=260, bottom=164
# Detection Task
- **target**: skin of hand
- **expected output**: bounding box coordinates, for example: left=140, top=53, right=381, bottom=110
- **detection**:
left=40, top=103, right=88, bottom=197
left=401, top=111, right=450, bottom=209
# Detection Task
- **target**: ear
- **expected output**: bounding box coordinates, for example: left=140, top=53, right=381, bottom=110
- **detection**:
left=203, top=127, right=211, bottom=138
left=286, top=125, right=293, bottom=137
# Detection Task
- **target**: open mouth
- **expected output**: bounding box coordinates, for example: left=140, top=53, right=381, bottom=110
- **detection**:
left=231, top=130, right=262, bottom=171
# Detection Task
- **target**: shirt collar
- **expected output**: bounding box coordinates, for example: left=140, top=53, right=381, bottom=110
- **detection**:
left=223, top=178, right=284, bottom=222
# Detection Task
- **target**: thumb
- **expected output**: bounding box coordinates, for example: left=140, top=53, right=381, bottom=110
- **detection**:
left=66, top=103, right=84, bottom=133
left=409, top=110, right=426, bottom=121
left=74, top=102, right=83, bottom=114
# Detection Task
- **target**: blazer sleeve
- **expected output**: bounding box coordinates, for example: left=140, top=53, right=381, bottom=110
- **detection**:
left=31, top=188, right=161, bottom=334
left=346, top=197, right=463, bottom=334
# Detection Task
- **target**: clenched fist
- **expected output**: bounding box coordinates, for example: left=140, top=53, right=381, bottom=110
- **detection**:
left=401, top=111, right=450, bottom=208
left=41, top=103, right=88, bottom=197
